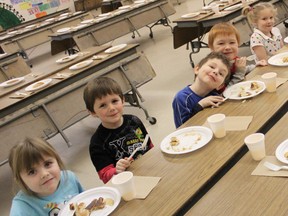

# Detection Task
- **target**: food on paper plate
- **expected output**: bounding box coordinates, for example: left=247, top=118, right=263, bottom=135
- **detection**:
left=166, top=132, right=203, bottom=152
left=250, top=82, right=260, bottom=90
left=184, top=132, right=202, bottom=141
left=70, top=197, right=114, bottom=216
left=238, top=88, right=252, bottom=97
left=170, top=136, right=180, bottom=146
left=33, top=81, right=45, bottom=88
left=284, top=152, right=288, bottom=159
left=282, top=56, right=288, bottom=63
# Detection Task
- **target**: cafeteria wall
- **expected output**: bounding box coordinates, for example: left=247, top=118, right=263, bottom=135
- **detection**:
left=0, top=0, right=75, bottom=29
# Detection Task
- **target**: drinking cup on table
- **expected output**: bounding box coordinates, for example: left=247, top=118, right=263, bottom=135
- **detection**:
left=244, top=133, right=266, bottom=161
left=207, top=113, right=226, bottom=138
left=112, top=171, right=136, bottom=201
left=261, top=72, right=277, bottom=93
left=211, top=4, right=220, bottom=15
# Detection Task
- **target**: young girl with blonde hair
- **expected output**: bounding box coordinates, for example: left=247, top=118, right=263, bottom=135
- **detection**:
left=243, top=2, right=284, bottom=61
left=9, top=137, right=84, bottom=216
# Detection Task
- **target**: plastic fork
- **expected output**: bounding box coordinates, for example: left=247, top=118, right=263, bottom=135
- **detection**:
left=263, top=161, right=288, bottom=171
left=128, top=134, right=149, bottom=160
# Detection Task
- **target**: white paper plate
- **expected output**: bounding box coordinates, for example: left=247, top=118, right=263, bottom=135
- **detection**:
left=60, top=12, right=70, bottom=17
left=223, top=80, right=266, bottom=100
left=0, top=35, right=10, bottom=40
left=133, top=2, right=145, bottom=7
left=0, top=77, right=25, bottom=88
left=25, top=78, right=52, bottom=92
left=134, top=0, right=146, bottom=3
left=224, top=3, right=242, bottom=11
left=57, top=27, right=71, bottom=33
left=75, top=24, right=87, bottom=30
left=94, top=17, right=107, bottom=22
left=104, top=44, right=127, bottom=53
left=73, top=11, right=83, bottom=16
left=45, top=18, right=55, bottom=22
left=99, top=12, right=112, bottom=17
left=25, top=24, right=36, bottom=29
left=81, top=19, right=94, bottom=24
left=275, top=139, right=288, bottom=164
left=181, top=12, right=200, bottom=19
left=0, top=53, right=7, bottom=58
left=7, top=30, right=18, bottom=35
left=114, top=10, right=129, bottom=15
left=160, top=126, right=213, bottom=155
left=118, top=5, right=131, bottom=10
left=58, top=16, right=68, bottom=21
left=69, top=60, right=93, bottom=70
left=268, top=52, right=288, bottom=66
left=56, top=54, right=78, bottom=63
left=58, top=187, right=121, bottom=216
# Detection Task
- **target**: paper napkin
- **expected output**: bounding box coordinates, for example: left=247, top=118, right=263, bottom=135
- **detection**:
left=203, top=116, right=253, bottom=131
left=107, top=176, right=161, bottom=199
left=251, top=156, right=288, bottom=177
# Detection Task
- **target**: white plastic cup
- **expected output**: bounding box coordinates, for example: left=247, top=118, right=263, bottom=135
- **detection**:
left=111, top=171, right=136, bottom=201
left=244, top=133, right=266, bottom=161
left=261, top=72, right=277, bottom=93
left=207, top=113, right=226, bottom=138
left=211, top=4, right=220, bottom=15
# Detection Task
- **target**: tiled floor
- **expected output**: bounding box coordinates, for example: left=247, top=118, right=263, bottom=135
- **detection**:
left=2, top=0, right=286, bottom=215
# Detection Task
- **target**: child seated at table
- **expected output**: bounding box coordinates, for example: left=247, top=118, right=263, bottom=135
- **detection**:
left=242, top=2, right=284, bottom=61
left=172, top=52, right=230, bottom=128
left=208, top=22, right=267, bottom=93
left=83, top=77, right=154, bottom=183
left=9, top=137, right=84, bottom=215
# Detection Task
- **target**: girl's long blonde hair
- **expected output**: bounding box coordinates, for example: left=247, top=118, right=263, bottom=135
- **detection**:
left=242, top=2, right=278, bottom=26
left=9, top=137, right=65, bottom=196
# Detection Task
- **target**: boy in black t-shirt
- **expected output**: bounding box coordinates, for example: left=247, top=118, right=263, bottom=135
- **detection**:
left=83, top=77, right=153, bottom=183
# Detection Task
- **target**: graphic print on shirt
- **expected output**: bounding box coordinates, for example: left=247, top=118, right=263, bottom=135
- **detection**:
left=109, top=127, right=145, bottom=160
left=45, top=202, right=63, bottom=216
left=45, top=193, right=73, bottom=216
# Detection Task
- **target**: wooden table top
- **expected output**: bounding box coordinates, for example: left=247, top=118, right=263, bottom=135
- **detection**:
left=49, top=0, right=175, bottom=40
left=109, top=47, right=288, bottom=215
left=173, top=0, right=259, bottom=27
left=0, top=11, right=90, bottom=43
left=0, top=44, right=139, bottom=117
left=186, top=113, right=288, bottom=216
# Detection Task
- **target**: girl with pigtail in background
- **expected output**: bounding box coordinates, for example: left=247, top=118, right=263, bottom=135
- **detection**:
left=242, top=2, right=284, bottom=62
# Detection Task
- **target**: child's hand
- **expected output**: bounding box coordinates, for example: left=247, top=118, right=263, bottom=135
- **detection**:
left=235, top=57, right=247, bottom=71
left=199, top=96, right=225, bottom=108
left=115, top=158, right=131, bottom=174
left=256, top=59, right=268, bottom=66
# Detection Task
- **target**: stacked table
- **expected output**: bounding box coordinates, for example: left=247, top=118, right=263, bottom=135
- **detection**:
left=0, top=44, right=156, bottom=166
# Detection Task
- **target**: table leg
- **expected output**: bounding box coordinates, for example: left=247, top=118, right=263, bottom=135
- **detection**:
left=119, top=65, right=157, bottom=125
left=41, top=104, right=72, bottom=147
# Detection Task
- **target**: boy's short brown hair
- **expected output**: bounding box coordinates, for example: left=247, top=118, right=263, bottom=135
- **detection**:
left=208, top=22, right=240, bottom=48
left=198, top=52, right=231, bottom=82
left=83, top=77, right=124, bottom=113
